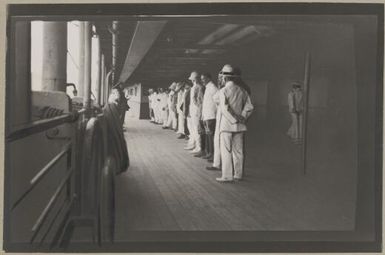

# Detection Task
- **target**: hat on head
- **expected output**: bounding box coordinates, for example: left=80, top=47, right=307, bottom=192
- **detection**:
left=169, top=82, right=177, bottom=90
left=175, top=82, right=183, bottom=90
left=291, top=82, right=301, bottom=88
left=188, top=71, right=200, bottom=81
left=219, top=64, right=241, bottom=77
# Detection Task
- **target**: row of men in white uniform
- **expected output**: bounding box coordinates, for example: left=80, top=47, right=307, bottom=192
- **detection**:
left=148, top=83, right=181, bottom=131
left=148, top=65, right=254, bottom=182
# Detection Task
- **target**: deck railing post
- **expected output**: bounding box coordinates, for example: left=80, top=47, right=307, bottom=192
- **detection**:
left=83, top=21, right=92, bottom=115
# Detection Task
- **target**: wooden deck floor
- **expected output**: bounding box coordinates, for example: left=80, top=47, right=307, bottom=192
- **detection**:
left=114, top=119, right=356, bottom=239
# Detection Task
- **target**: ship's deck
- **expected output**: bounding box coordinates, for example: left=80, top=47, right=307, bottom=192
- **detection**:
left=114, top=118, right=357, bottom=239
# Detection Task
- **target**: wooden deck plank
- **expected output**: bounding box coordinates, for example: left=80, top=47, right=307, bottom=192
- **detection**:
left=114, top=119, right=357, bottom=237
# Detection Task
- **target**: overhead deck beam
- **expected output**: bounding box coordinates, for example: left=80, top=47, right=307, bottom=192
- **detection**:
left=118, top=21, right=167, bottom=84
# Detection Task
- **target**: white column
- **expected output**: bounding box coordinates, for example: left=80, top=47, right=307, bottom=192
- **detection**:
left=41, top=22, right=67, bottom=92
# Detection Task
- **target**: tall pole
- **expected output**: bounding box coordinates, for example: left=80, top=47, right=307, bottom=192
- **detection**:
left=302, top=52, right=311, bottom=175
left=78, top=22, right=85, bottom=97
left=42, top=22, right=67, bottom=92
left=96, top=36, right=102, bottom=105
left=11, top=21, right=31, bottom=127
left=83, top=21, right=92, bottom=111
left=100, top=54, right=105, bottom=105
left=91, top=32, right=101, bottom=105
left=111, top=21, right=119, bottom=85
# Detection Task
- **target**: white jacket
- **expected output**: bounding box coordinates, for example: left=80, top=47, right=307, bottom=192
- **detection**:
left=159, top=92, right=168, bottom=111
left=189, top=83, right=204, bottom=118
left=202, top=81, right=219, bottom=121
left=219, top=81, right=254, bottom=133
left=177, top=89, right=185, bottom=114
left=288, top=89, right=304, bottom=113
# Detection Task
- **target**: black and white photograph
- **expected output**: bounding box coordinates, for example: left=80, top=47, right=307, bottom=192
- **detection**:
left=2, top=2, right=383, bottom=253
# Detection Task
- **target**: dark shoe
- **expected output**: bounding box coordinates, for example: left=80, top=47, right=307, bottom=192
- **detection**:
left=194, top=152, right=206, bottom=158
left=177, top=134, right=185, bottom=139
left=162, top=126, right=168, bottom=129
left=202, top=154, right=212, bottom=159
left=184, top=136, right=189, bottom=140
left=206, top=166, right=221, bottom=171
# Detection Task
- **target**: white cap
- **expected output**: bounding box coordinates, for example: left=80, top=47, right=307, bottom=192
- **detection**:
left=169, top=82, right=177, bottom=90
left=219, top=64, right=241, bottom=76
left=188, top=71, right=199, bottom=81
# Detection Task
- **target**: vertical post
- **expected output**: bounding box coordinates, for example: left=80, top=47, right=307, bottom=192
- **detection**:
left=111, top=21, right=119, bottom=85
left=105, top=70, right=113, bottom=103
left=78, top=22, right=85, bottom=97
left=42, top=22, right=67, bottom=92
left=100, top=54, right=105, bottom=105
left=95, top=34, right=101, bottom=105
left=10, top=21, right=32, bottom=128
left=83, top=22, right=92, bottom=111
left=66, top=147, right=72, bottom=200
left=302, top=52, right=311, bottom=175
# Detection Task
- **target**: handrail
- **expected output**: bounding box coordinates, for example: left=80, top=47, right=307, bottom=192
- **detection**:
left=31, top=142, right=71, bottom=184
left=31, top=168, right=74, bottom=233
left=6, top=111, right=81, bottom=143
left=31, top=194, right=74, bottom=245
left=12, top=141, right=72, bottom=210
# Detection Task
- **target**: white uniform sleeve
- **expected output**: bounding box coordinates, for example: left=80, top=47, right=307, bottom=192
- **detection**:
left=241, top=95, right=254, bottom=120
left=219, top=90, right=238, bottom=124
left=288, top=92, right=295, bottom=112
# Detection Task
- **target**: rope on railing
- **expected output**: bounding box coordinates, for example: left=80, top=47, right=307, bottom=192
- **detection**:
left=6, top=109, right=85, bottom=143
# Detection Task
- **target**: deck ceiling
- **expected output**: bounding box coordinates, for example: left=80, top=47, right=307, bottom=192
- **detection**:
left=125, top=19, right=276, bottom=86
left=95, top=15, right=356, bottom=88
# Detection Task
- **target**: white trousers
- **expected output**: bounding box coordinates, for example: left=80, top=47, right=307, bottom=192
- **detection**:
left=186, top=117, right=194, bottom=147
left=220, top=132, right=244, bottom=179
left=149, top=106, right=154, bottom=121
left=167, top=110, right=177, bottom=129
left=161, top=109, right=169, bottom=127
left=287, top=113, right=303, bottom=141
left=177, top=111, right=185, bottom=134
left=190, top=115, right=201, bottom=151
left=154, top=106, right=161, bottom=124
left=213, top=127, right=221, bottom=168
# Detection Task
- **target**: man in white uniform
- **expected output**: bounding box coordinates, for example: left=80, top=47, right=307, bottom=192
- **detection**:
left=287, top=82, right=304, bottom=144
left=166, top=82, right=178, bottom=130
left=148, top=88, right=155, bottom=122
left=153, top=89, right=162, bottom=124
left=184, top=71, right=204, bottom=153
left=206, top=83, right=223, bottom=171
left=216, top=65, right=254, bottom=182
left=176, top=82, right=186, bottom=139
left=196, top=73, right=218, bottom=159
left=158, top=87, right=169, bottom=128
